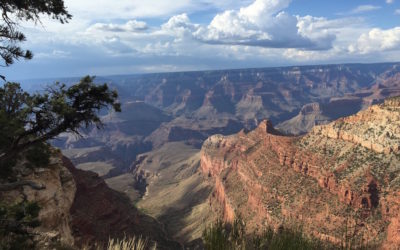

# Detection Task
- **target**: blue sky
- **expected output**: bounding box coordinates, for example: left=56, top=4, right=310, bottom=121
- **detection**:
left=3, top=0, right=400, bottom=80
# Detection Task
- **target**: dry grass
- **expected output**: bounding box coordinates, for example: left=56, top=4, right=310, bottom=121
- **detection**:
left=106, top=237, right=151, bottom=250
left=79, top=236, right=156, bottom=250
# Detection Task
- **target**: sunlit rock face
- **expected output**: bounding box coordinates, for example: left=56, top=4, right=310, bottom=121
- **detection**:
left=201, top=98, right=400, bottom=248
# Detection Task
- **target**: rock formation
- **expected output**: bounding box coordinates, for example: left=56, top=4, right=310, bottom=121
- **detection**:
left=0, top=152, right=180, bottom=249
left=63, top=157, right=180, bottom=249
left=276, top=97, right=364, bottom=135
left=0, top=153, right=76, bottom=248
left=201, top=97, right=400, bottom=248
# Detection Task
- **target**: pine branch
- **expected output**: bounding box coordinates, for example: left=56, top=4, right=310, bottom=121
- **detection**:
left=0, top=180, right=45, bottom=191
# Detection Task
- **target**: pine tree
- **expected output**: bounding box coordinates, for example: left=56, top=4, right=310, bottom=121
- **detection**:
left=0, top=0, right=71, bottom=79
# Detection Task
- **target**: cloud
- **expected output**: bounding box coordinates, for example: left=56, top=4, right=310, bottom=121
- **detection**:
left=88, top=20, right=148, bottom=33
left=64, top=0, right=194, bottom=19
left=6, top=0, right=400, bottom=80
left=161, top=14, right=199, bottom=39
left=283, top=48, right=334, bottom=61
left=63, top=0, right=256, bottom=20
left=348, top=5, right=381, bottom=14
left=395, top=9, right=400, bottom=15
left=100, top=36, right=137, bottom=54
left=386, top=0, right=394, bottom=4
left=349, top=27, right=400, bottom=54
left=194, top=0, right=335, bottom=50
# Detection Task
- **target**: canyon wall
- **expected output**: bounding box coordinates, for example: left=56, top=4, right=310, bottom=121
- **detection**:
left=0, top=153, right=76, bottom=248
left=200, top=98, right=400, bottom=248
left=0, top=152, right=180, bottom=249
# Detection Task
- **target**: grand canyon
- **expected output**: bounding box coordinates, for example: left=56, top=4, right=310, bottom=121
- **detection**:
left=2, top=62, right=398, bottom=249
left=1, top=1, right=400, bottom=249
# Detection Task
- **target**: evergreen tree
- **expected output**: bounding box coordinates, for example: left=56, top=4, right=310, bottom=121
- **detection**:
left=0, top=0, right=71, bottom=79
left=0, top=76, right=121, bottom=174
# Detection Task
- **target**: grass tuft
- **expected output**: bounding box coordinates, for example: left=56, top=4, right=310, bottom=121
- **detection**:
left=106, top=236, right=151, bottom=250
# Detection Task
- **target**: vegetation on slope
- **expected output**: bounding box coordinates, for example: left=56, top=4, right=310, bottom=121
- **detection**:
left=0, top=201, right=40, bottom=250
left=105, top=237, right=152, bottom=250
left=202, top=217, right=375, bottom=250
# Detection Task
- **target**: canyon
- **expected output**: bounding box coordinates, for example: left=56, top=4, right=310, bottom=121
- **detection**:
left=7, top=62, right=400, bottom=248
left=56, top=62, right=400, bottom=175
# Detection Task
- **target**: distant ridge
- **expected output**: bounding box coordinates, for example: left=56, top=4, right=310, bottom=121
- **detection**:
left=15, top=61, right=400, bottom=85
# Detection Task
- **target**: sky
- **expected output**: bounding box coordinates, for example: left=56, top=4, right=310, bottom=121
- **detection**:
left=3, top=0, right=400, bottom=80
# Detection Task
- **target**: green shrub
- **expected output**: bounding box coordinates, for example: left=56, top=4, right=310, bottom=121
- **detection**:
left=203, top=219, right=231, bottom=250
left=202, top=217, right=374, bottom=250
left=0, top=201, right=41, bottom=250
left=25, top=143, right=51, bottom=169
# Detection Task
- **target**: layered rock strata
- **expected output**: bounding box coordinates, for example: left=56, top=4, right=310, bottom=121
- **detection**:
left=201, top=98, right=400, bottom=248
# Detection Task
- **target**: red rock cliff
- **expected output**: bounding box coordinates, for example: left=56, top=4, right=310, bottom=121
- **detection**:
left=201, top=98, right=400, bottom=248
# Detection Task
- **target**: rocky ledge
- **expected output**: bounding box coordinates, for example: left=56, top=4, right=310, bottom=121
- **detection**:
left=312, top=97, right=400, bottom=154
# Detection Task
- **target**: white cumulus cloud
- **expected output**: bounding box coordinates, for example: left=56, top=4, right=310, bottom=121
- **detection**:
left=161, top=14, right=199, bottom=38
left=349, top=27, right=400, bottom=54
left=9, top=0, right=400, bottom=79
left=194, top=0, right=335, bottom=50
